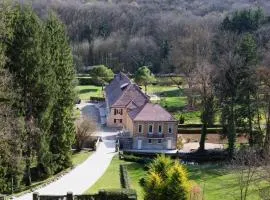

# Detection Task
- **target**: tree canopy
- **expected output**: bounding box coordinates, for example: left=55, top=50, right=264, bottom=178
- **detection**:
left=134, top=66, right=156, bottom=94
left=90, top=65, right=114, bottom=90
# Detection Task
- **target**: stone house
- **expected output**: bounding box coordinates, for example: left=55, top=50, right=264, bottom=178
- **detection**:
left=105, top=72, right=177, bottom=150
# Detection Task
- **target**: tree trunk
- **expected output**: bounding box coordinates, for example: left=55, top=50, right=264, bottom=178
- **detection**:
left=263, top=97, right=270, bottom=155
left=145, top=85, right=147, bottom=95
left=25, top=146, right=32, bottom=186
left=247, top=93, right=254, bottom=146
left=199, top=123, right=207, bottom=151
left=228, top=101, right=236, bottom=158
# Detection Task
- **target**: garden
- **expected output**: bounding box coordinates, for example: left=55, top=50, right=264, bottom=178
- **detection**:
left=85, top=155, right=269, bottom=200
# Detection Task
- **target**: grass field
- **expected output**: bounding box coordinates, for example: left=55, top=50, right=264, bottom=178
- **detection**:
left=85, top=156, right=126, bottom=193
left=76, top=83, right=202, bottom=123
left=71, top=150, right=93, bottom=166
left=76, top=85, right=103, bottom=100
left=86, top=156, right=268, bottom=200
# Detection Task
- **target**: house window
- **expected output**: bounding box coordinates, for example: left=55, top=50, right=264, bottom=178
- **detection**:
left=114, top=119, right=117, bottom=123
left=148, top=124, right=153, bottom=133
left=114, top=109, right=123, bottom=115
left=148, top=139, right=152, bottom=144
left=158, top=125, right=162, bottom=133
left=138, top=124, right=143, bottom=133
left=168, top=124, right=173, bottom=134
left=119, top=119, right=122, bottom=123
left=158, top=139, right=162, bottom=144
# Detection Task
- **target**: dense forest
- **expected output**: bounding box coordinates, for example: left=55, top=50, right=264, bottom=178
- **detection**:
left=20, top=0, right=270, bottom=73
left=0, top=3, right=75, bottom=193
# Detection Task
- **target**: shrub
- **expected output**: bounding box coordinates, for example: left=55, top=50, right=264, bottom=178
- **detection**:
left=139, top=177, right=145, bottom=187
left=98, top=189, right=137, bottom=200
left=120, top=165, right=131, bottom=189
left=177, top=136, right=184, bottom=150
left=89, top=96, right=105, bottom=102
left=189, top=182, right=203, bottom=200
left=179, top=115, right=185, bottom=124
left=77, top=77, right=94, bottom=85
left=143, top=155, right=190, bottom=200
left=121, top=154, right=152, bottom=165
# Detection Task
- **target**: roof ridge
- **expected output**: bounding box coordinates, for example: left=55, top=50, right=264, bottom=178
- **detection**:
left=111, top=83, right=132, bottom=107
left=153, top=103, right=176, bottom=120
left=132, top=83, right=150, bottom=101
left=130, top=103, right=146, bottom=119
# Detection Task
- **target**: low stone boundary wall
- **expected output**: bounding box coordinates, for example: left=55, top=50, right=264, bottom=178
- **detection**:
left=33, top=189, right=137, bottom=200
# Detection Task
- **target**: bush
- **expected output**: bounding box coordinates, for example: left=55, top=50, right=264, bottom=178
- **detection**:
left=89, top=96, right=105, bottom=102
left=120, top=165, right=131, bottom=189
left=98, top=189, right=137, bottom=200
left=179, top=115, right=185, bottom=124
left=77, top=77, right=94, bottom=85
left=121, top=154, right=152, bottom=165
left=143, top=155, right=190, bottom=200
left=139, top=177, right=145, bottom=187
left=177, top=136, right=184, bottom=150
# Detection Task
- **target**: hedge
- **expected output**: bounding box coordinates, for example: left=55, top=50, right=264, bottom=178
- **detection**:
left=77, top=77, right=95, bottom=85
left=178, top=127, right=246, bottom=134
left=34, top=189, right=137, bottom=200
left=120, top=165, right=131, bottom=189
left=120, top=154, right=152, bottom=165
left=178, top=128, right=223, bottom=134
left=97, top=189, right=137, bottom=200
left=89, top=96, right=105, bottom=102
left=178, top=124, right=222, bottom=128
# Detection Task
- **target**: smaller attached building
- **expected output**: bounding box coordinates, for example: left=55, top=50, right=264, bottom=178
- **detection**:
left=127, top=103, right=178, bottom=150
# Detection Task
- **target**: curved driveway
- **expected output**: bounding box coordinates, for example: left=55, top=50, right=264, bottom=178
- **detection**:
left=15, top=102, right=118, bottom=200
left=15, top=139, right=116, bottom=200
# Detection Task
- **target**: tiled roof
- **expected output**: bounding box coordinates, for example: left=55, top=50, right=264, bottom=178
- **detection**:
left=113, top=84, right=149, bottom=107
left=129, top=103, right=177, bottom=122
left=105, top=72, right=131, bottom=107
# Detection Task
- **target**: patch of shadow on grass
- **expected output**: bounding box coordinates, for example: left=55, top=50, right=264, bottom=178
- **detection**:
left=158, top=89, right=182, bottom=97
left=187, top=165, right=227, bottom=181
left=79, top=89, right=98, bottom=94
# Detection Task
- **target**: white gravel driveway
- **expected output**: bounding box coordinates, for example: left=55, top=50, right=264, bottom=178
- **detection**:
left=14, top=139, right=117, bottom=200
left=14, top=102, right=118, bottom=200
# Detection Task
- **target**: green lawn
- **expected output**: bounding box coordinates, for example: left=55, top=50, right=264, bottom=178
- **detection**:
left=76, top=85, right=103, bottom=100
left=87, top=156, right=268, bottom=200
left=85, top=156, right=126, bottom=193
left=71, top=150, right=93, bottom=166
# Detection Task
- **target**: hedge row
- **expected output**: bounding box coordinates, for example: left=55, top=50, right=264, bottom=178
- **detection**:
left=97, top=189, right=137, bottom=200
left=178, top=124, right=222, bottom=128
left=178, top=127, right=246, bottom=134
left=120, top=154, right=152, bottom=165
left=178, top=128, right=223, bottom=134
left=36, top=189, right=137, bottom=200
left=77, top=77, right=95, bottom=85
left=120, top=165, right=131, bottom=189
left=90, top=96, right=105, bottom=102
